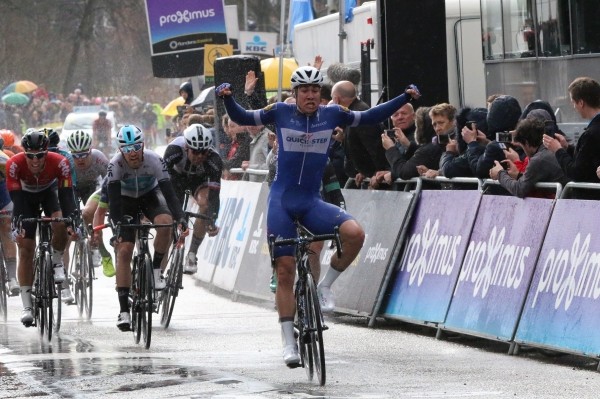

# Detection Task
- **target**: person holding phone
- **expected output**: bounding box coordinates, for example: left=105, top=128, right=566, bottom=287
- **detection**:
left=489, top=118, right=568, bottom=198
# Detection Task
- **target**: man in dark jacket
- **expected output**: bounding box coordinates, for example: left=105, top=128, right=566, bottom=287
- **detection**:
left=331, top=80, right=388, bottom=187
left=543, top=77, right=600, bottom=199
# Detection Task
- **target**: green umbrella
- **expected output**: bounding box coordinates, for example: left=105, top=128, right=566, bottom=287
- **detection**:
left=1, top=92, right=29, bottom=105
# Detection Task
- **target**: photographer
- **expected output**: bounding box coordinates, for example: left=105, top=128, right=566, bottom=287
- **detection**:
left=489, top=117, right=568, bottom=198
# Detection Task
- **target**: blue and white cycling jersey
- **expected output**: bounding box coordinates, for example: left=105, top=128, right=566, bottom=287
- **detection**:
left=224, top=93, right=412, bottom=254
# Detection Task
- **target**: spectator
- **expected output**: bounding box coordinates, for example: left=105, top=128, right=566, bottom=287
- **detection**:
left=543, top=77, right=600, bottom=197
left=475, top=95, right=522, bottom=178
left=140, top=103, right=158, bottom=147
left=440, top=107, right=488, bottom=178
left=331, top=80, right=387, bottom=188
left=489, top=118, right=568, bottom=198
left=179, top=81, right=194, bottom=105
left=222, top=119, right=251, bottom=180
left=390, top=103, right=416, bottom=144
left=92, top=111, right=112, bottom=157
left=242, top=125, right=270, bottom=182
left=377, top=103, right=451, bottom=183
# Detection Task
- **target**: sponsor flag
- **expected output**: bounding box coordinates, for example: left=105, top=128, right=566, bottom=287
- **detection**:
left=287, top=0, right=314, bottom=44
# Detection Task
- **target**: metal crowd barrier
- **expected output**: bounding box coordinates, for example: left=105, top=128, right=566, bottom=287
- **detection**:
left=229, top=167, right=268, bottom=182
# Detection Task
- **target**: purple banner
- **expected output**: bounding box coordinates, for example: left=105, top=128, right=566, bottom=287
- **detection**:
left=516, top=199, right=600, bottom=356
left=384, top=190, right=480, bottom=323
left=443, top=196, right=554, bottom=340
left=144, top=0, right=227, bottom=55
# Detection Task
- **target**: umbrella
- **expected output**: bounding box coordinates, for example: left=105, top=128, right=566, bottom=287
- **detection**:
left=161, top=96, right=185, bottom=117
left=1, top=92, right=30, bottom=105
left=1, top=80, right=38, bottom=95
left=190, top=86, right=215, bottom=107
left=260, top=57, right=299, bottom=91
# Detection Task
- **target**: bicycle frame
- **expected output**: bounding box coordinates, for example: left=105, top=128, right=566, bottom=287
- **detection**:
left=20, top=215, right=72, bottom=341
left=268, top=220, right=342, bottom=386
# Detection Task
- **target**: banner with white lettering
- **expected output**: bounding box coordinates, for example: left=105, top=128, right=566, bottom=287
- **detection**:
left=443, top=196, right=554, bottom=341
left=319, top=189, right=415, bottom=315
left=383, top=190, right=480, bottom=323
left=195, top=180, right=262, bottom=291
left=233, top=183, right=274, bottom=301
left=516, top=199, right=600, bottom=355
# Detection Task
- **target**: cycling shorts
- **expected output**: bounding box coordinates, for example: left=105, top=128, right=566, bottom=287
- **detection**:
left=19, top=187, right=61, bottom=239
left=119, top=187, right=171, bottom=243
left=88, top=189, right=108, bottom=209
left=267, top=185, right=353, bottom=258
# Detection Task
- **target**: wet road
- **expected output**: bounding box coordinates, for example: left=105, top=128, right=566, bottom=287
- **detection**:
left=1, top=272, right=600, bottom=398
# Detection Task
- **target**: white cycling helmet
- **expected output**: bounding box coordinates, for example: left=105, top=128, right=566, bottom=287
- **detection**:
left=117, top=125, right=144, bottom=147
left=67, top=130, right=92, bottom=152
left=290, top=66, right=323, bottom=89
left=183, top=124, right=212, bottom=150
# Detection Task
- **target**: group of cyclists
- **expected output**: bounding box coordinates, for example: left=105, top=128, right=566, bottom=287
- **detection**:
left=1, top=119, right=220, bottom=331
left=1, top=65, right=420, bottom=370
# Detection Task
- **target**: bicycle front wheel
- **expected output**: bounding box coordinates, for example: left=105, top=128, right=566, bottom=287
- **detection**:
left=80, top=241, right=94, bottom=320
left=0, top=264, right=7, bottom=322
left=131, top=256, right=142, bottom=344
left=306, top=272, right=326, bottom=386
left=41, top=252, right=55, bottom=341
left=141, top=254, right=153, bottom=349
left=296, top=279, right=314, bottom=381
left=160, top=246, right=184, bottom=328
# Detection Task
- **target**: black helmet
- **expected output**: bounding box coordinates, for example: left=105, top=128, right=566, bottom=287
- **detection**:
left=22, top=129, right=50, bottom=151
left=40, top=127, right=60, bottom=147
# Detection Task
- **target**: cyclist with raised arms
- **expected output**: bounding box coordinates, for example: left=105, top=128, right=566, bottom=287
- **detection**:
left=6, top=130, right=78, bottom=326
left=162, top=123, right=222, bottom=274
left=107, top=125, right=188, bottom=331
left=66, top=130, right=114, bottom=276
left=216, top=66, right=420, bottom=366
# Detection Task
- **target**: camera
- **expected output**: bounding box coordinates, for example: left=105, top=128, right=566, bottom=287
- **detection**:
left=438, top=134, right=450, bottom=145
left=466, top=120, right=477, bottom=130
left=496, top=131, right=512, bottom=143
left=385, top=129, right=396, bottom=139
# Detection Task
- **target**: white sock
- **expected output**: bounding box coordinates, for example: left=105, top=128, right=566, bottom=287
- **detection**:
left=52, top=250, right=64, bottom=265
left=20, top=286, right=32, bottom=308
left=280, top=320, right=296, bottom=347
left=318, top=267, right=342, bottom=288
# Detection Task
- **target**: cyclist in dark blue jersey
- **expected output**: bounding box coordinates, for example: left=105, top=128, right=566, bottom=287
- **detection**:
left=216, top=67, right=420, bottom=367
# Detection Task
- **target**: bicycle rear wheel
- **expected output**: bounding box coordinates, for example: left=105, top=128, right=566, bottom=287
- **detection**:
left=131, top=256, right=142, bottom=344
left=0, top=264, right=7, bottom=322
left=306, top=272, right=326, bottom=386
left=160, top=246, right=183, bottom=328
left=141, top=254, right=153, bottom=349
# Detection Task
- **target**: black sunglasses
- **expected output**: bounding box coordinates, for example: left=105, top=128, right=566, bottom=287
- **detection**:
left=25, top=151, right=48, bottom=160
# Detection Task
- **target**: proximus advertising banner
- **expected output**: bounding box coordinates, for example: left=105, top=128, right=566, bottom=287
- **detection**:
left=443, top=196, right=554, bottom=341
left=383, top=190, right=480, bottom=324
left=516, top=199, right=600, bottom=356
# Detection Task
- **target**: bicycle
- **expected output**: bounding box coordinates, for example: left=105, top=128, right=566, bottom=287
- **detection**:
left=159, top=190, right=214, bottom=329
left=103, top=214, right=174, bottom=349
left=18, top=215, right=72, bottom=341
left=0, top=210, right=11, bottom=322
left=68, top=210, right=95, bottom=320
left=268, top=220, right=342, bottom=386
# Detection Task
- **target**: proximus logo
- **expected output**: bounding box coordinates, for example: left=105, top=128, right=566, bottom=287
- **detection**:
left=159, top=9, right=216, bottom=27
left=401, top=219, right=461, bottom=286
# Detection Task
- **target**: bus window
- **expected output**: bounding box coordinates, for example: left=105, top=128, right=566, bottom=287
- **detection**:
left=502, top=0, right=536, bottom=58
left=571, top=0, right=600, bottom=54
left=536, top=0, right=571, bottom=56
left=481, top=0, right=503, bottom=60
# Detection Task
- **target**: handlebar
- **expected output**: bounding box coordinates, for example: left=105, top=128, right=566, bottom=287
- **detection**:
left=268, top=225, right=343, bottom=263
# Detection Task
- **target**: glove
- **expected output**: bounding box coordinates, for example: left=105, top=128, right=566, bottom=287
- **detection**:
left=11, top=229, right=20, bottom=242
left=215, top=83, right=232, bottom=97
left=405, top=84, right=421, bottom=100
left=178, top=218, right=188, bottom=232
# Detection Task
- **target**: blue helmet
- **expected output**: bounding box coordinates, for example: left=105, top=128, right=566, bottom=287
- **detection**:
left=117, top=125, right=143, bottom=147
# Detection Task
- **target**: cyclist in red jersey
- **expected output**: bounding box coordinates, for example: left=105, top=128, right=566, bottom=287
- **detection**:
left=6, top=130, right=78, bottom=326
